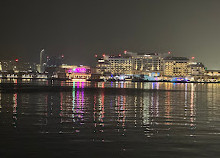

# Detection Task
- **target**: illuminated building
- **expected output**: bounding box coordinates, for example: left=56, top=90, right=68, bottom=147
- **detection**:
left=187, top=62, right=205, bottom=76
left=128, top=52, right=163, bottom=75
left=66, top=65, right=91, bottom=80
left=97, top=55, right=132, bottom=75
left=205, top=70, right=220, bottom=76
left=56, top=65, right=78, bottom=79
left=39, top=49, right=47, bottom=73
left=60, top=65, right=77, bottom=69
left=202, top=70, right=220, bottom=82
left=0, top=60, right=14, bottom=72
left=163, top=57, right=189, bottom=77
left=0, top=60, right=36, bottom=72
left=96, top=52, right=163, bottom=76
left=106, top=55, right=132, bottom=75
left=36, top=64, right=41, bottom=73
left=96, top=59, right=111, bottom=75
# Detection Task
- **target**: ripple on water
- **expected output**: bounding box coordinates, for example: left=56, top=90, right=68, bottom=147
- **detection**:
left=0, top=82, right=220, bottom=157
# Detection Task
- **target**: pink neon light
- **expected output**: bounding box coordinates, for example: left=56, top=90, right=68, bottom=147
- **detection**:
left=74, top=67, right=87, bottom=73
left=68, top=69, right=72, bottom=73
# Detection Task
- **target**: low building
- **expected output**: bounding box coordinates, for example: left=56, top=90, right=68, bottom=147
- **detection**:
left=66, top=65, right=91, bottom=80
left=188, top=62, right=205, bottom=76
left=0, top=60, right=15, bottom=71
left=0, top=60, right=37, bottom=73
left=205, top=70, right=220, bottom=76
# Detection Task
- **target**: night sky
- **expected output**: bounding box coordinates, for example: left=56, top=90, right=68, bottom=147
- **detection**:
left=1, top=0, right=220, bottom=69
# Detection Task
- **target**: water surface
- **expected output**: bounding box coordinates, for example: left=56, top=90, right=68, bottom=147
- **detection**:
left=0, top=81, right=220, bottom=157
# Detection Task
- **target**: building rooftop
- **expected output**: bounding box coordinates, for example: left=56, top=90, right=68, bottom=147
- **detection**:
left=206, top=70, right=220, bottom=72
left=108, top=55, right=130, bottom=59
left=163, top=57, right=189, bottom=60
left=137, top=53, right=158, bottom=56
left=188, top=62, right=205, bottom=67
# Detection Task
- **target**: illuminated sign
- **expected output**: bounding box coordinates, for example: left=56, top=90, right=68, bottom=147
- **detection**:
left=98, top=59, right=105, bottom=63
left=74, top=67, right=87, bottom=73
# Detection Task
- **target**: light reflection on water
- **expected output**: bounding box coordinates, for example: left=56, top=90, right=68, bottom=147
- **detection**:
left=0, top=82, right=220, bottom=157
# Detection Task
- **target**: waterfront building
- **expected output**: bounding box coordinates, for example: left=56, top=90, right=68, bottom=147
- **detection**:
left=96, top=58, right=111, bottom=75
left=127, top=52, right=163, bottom=75
left=95, top=52, right=210, bottom=80
left=97, top=55, right=132, bottom=75
left=66, top=65, right=91, bottom=80
left=60, top=65, right=77, bottom=70
left=108, top=56, right=132, bottom=75
left=187, top=62, right=205, bottom=76
left=163, top=57, right=189, bottom=77
left=55, top=65, right=78, bottom=79
left=205, top=70, right=220, bottom=76
left=0, top=60, right=15, bottom=72
left=96, top=52, right=162, bottom=76
left=0, top=60, right=36, bottom=73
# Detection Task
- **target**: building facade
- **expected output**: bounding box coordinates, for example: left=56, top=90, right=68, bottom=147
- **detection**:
left=65, top=65, right=91, bottom=80
left=96, top=59, right=111, bottom=75
left=188, top=62, right=205, bottom=76
left=163, top=57, right=189, bottom=77
left=128, top=52, right=163, bottom=75
left=97, top=55, right=132, bottom=75
left=40, top=49, right=47, bottom=73
left=96, top=52, right=163, bottom=76
left=205, top=70, right=220, bottom=76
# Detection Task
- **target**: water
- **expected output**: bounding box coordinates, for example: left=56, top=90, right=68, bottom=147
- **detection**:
left=0, top=81, right=220, bottom=157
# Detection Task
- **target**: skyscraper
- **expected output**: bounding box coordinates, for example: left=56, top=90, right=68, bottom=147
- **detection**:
left=39, top=49, right=47, bottom=73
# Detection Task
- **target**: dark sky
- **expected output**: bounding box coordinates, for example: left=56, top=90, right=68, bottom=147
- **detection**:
left=1, top=0, right=220, bottom=69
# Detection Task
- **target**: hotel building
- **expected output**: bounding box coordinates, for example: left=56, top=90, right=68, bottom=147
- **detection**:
left=163, top=57, right=189, bottom=77
left=127, top=52, right=163, bottom=75
left=187, top=62, right=205, bottom=76
left=96, top=52, right=162, bottom=76
left=97, top=55, right=132, bottom=75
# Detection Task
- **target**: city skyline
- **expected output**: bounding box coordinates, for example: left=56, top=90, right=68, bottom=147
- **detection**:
left=1, top=0, right=220, bottom=69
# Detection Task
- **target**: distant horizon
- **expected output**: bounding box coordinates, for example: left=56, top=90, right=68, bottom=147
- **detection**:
left=0, top=49, right=219, bottom=70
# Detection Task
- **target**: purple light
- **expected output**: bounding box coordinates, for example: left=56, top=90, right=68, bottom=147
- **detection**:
left=68, top=69, right=73, bottom=73
left=74, top=67, right=87, bottom=73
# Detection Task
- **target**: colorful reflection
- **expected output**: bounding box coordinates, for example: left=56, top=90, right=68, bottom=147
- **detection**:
left=0, top=81, right=206, bottom=143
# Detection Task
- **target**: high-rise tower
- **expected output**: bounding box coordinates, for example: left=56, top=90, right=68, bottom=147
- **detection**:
left=39, top=49, right=47, bottom=73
